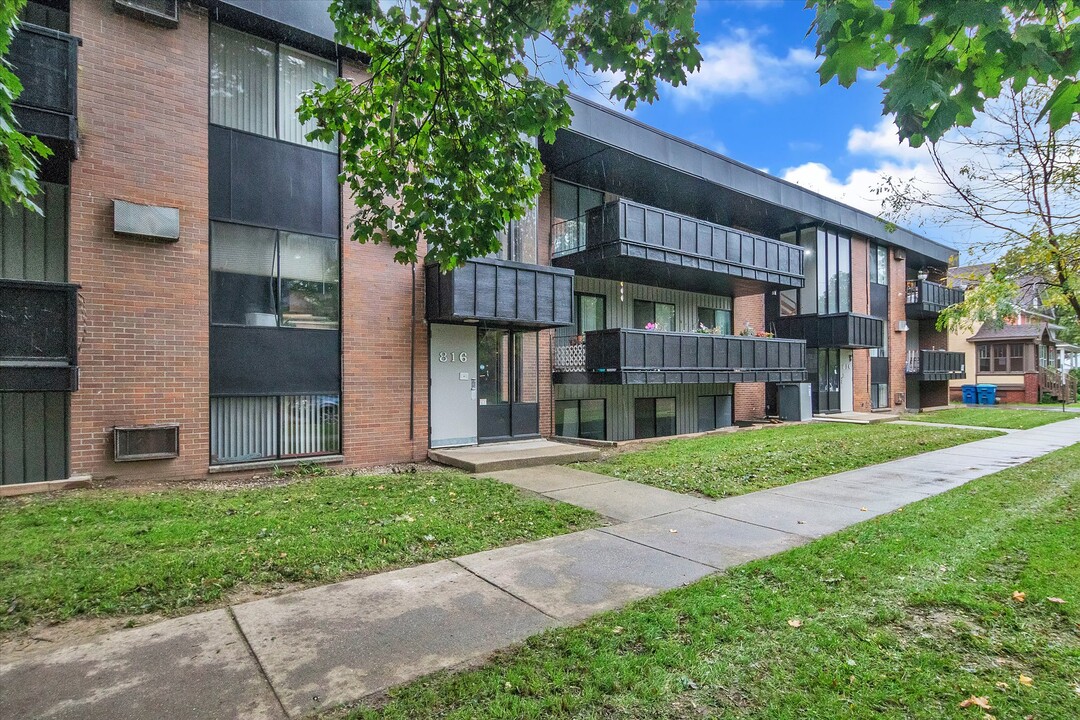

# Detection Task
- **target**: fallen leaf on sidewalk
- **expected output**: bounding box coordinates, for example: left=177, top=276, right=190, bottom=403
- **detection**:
left=859, top=507, right=868, bottom=512
left=959, top=696, right=991, bottom=710
left=669, top=529, right=678, bottom=534
left=787, top=618, right=802, bottom=628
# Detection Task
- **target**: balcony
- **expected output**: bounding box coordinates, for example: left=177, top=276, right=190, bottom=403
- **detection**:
left=0, top=280, right=79, bottom=392
left=773, top=312, right=885, bottom=350
left=425, top=257, right=575, bottom=329
left=9, top=23, right=79, bottom=152
left=554, top=329, right=807, bottom=385
left=552, top=198, right=804, bottom=295
left=906, top=279, right=964, bottom=319
left=906, top=349, right=966, bottom=381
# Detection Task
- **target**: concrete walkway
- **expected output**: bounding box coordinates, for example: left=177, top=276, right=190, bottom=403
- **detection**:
left=3, top=419, right=1078, bottom=719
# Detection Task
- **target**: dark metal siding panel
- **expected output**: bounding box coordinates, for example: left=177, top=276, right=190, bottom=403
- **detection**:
left=0, top=391, right=67, bottom=485
left=216, top=1, right=337, bottom=43
left=209, top=326, right=340, bottom=396
left=209, top=126, right=338, bottom=237
left=424, top=259, right=574, bottom=329
left=870, top=282, right=889, bottom=319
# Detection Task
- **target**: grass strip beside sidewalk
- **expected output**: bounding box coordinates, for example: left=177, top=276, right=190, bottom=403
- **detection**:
left=350, top=443, right=1080, bottom=720
left=580, top=422, right=1000, bottom=498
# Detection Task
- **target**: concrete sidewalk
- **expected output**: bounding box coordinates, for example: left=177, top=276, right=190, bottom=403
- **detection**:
left=3, top=419, right=1078, bottom=719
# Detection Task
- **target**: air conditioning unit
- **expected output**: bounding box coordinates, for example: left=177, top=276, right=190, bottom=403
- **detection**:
left=114, top=424, right=180, bottom=462
left=894, top=391, right=905, bottom=406
left=114, top=0, right=179, bottom=28
left=896, top=320, right=909, bottom=332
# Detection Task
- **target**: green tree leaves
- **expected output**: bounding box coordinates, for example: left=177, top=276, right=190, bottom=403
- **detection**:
left=809, top=0, right=1080, bottom=147
left=302, top=0, right=700, bottom=267
left=0, top=0, right=52, bottom=213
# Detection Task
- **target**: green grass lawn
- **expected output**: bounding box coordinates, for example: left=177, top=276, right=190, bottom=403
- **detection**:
left=346, top=443, right=1080, bottom=720
left=579, top=423, right=1001, bottom=498
left=907, top=407, right=1076, bottom=430
left=0, top=470, right=598, bottom=632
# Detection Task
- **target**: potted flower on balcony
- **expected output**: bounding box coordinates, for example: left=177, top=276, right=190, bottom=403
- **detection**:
left=644, top=321, right=658, bottom=331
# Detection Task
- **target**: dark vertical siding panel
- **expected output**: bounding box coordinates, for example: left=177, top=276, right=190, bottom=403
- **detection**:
left=44, top=184, right=67, bottom=282
left=21, top=392, right=46, bottom=483
left=2, top=201, right=25, bottom=278
left=1, top=394, right=25, bottom=484
left=44, top=391, right=67, bottom=481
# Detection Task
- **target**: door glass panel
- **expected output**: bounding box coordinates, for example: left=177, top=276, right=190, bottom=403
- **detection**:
left=655, top=397, right=676, bottom=436
left=514, top=332, right=538, bottom=404
left=579, top=399, right=605, bottom=440
left=634, top=397, right=655, bottom=439
left=477, top=330, right=508, bottom=405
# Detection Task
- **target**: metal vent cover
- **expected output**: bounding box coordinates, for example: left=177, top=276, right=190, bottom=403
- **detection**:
left=114, top=424, right=180, bottom=462
left=113, top=0, right=179, bottom=27
left=113, top=199, right=180, bottom=241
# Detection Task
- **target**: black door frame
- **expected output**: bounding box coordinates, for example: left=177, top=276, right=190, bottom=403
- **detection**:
left=476, top=329, right=540, bottom=443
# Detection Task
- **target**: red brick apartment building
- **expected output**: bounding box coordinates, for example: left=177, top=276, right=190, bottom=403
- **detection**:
left=1, top=0, right=965, bottom=488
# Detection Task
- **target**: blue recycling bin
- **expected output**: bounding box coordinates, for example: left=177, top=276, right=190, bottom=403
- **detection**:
left=961, top=385, right=977, bottom=405
left=976, top=384, right=998, bottom=405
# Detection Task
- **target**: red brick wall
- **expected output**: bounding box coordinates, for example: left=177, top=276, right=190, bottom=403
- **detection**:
left=920, top=319, right=948, bottom=351
left=68, top=2, right=210, bottom=480
left=887, top=244, right=908, bottom=409
left=537, top=173, right=554, bottom=436
left=733, top=292, right=765, bottom=420
left=340, top=62, right=429, bottom=465
left=851, top=237, right=871, bottom=411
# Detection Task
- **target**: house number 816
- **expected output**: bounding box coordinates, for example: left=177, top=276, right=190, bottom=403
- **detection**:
left=439, top=351, right=467, bottom=363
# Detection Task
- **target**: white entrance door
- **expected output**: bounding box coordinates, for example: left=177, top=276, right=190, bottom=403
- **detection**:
left=840, top=349, right=854, bottom=413
left=430, top=324, right=478, bottom=448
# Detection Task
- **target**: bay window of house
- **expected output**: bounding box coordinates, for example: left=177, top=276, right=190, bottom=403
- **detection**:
left=633, top=300, right=675, bottom=331
left=634, top=397, right=676, bottom=439
left=210, top=24, right=338, bottom=152
left=555, top=399, right=606, bottom=440
left=552, top=179, right=604, bottom=255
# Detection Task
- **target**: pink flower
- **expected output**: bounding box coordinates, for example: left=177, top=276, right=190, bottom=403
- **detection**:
left=645, top=322, right=658, bottom=330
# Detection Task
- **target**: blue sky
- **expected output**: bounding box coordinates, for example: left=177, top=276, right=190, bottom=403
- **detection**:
left=555, top=0, right=968, bottom=255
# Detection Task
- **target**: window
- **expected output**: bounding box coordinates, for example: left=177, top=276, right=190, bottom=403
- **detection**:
left=211, top=222, right=339, bottom=328
left=870, top=383, right=888, bottom=409
left=492, top=206, right=538, bottom=265
left=555, top=399, right=606, bottom=440
left=779, top=288, right=799, bottom=317
left=576, top=293, right=606, bottom=335
left=633, top=300, right=675, bottom=331
left=552, top=180, right=604, bottom=254
left=210, top=24, right=337, bottom=152
left=697, top=395, right=732, bottom=432
left=634, top=397, right=676, bottom=439
left=869, top=244, right=889, bottom=285
left=697, top=306, right=733, bottom=334
left=210, top=394, right=340, bottom=464
left=979, top=343, right=1026, bottom=373
left=786, top=226, right=852, bottom=316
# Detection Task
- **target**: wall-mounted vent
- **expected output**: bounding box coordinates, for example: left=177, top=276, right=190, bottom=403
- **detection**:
left=113, top=0, right=179, bottom=28
left=114, top=424, right=180, bottom=462
left=113, top=199, right=180, bottom=241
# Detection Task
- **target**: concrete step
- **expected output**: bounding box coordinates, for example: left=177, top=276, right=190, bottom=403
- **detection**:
left=811, top=412, right=900, bottom=425
left=428, top=438, right=600, bottom=473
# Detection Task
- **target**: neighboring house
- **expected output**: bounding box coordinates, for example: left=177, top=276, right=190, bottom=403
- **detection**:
left=947, top=265, right=1074, bottom=403
left=0, top=0, right=963, bottom=487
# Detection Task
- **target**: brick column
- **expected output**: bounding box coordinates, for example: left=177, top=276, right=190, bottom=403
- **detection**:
left=733, top=292, right=765, bottom=420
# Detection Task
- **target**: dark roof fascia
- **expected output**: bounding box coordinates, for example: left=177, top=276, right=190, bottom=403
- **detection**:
left=563, top=94, right=958, bottom=264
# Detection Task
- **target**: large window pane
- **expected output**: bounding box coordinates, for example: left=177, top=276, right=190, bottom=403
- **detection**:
left=477, top=330, right=508, bottom=405
left=552, top=180, right=581, bottom=254
left=826, top=229, right=839, bottom=314
left=555, top=400, right=580, bottom=438
left=579, top=399, right=605, bottom=440
left=278, top=45, right=338, bottom=151
left=578, top=294, right=605, bottom=334
left=698, top=307, right=732, bottom=334
left=211, top=222, right=277, bottom=325
left=210, top=25, right=275, bottom=138
left=655, top=397, right=677, bottom=436
left=210, top=396, right=277, bottom=464
left=837, top=232, right=851, bottom=312
left=514, top=332, right=539, bottom=404
left=280, top=394, right=340, bottom=456
left=279, top=232, right=339, bottom=329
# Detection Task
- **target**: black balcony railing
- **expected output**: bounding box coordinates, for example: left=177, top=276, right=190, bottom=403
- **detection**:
left=773, top=312, right=885, bottom=350
left=552, top=198, right=804, bottom=294
left=0, top=279, right=79, bottom=392
left=906, top=349, right=966, bottom=381
left=425, top=257, right=575, bottom=329
left=9, top=22, right=79, bottom=149
left=554, top=328, right=807, bottom=385
left=906, top=279, right=964, bottom=318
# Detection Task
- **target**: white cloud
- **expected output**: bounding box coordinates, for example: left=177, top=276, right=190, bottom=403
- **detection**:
left=846, top=116, right=923, bottom=162
left=671, top=29, right=818, bottom=105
